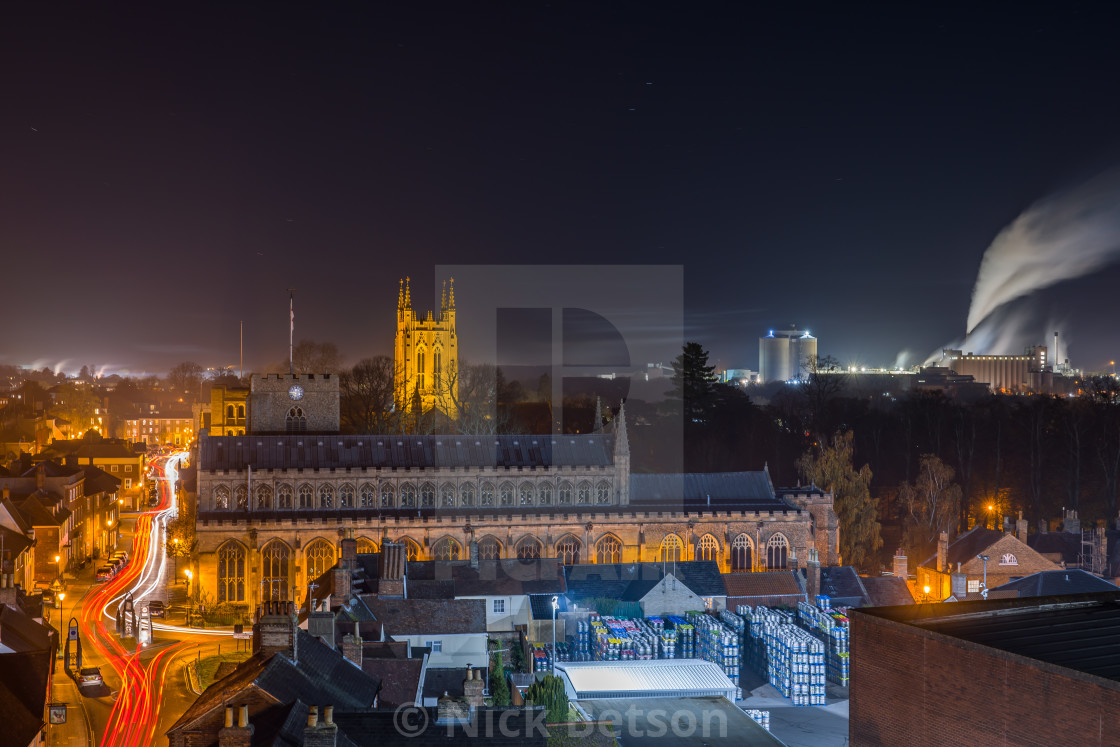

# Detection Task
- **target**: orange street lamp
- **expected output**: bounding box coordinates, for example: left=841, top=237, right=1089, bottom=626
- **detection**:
left=55, top=554, right=62, bottom=582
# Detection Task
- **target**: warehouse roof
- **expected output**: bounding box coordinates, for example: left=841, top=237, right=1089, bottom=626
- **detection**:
left=557, top=660, right=738, bottom=700
left=989, top=569, right=1118, bottom=598
left=856, top=591, right=1120, bottom=684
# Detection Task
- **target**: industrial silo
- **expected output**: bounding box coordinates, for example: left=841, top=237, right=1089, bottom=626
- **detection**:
left=791, top=330, right=818, bottom=379
left=759, top=331, right=791, bottom=384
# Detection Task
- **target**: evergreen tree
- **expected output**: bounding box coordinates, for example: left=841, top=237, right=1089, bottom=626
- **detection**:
left=796, top=431, right=883, bottom=569
left=525, top=674, right=569, bottom=724
left=667, top=342, right=719, bottom=424
left=489, top=647, right=511, bottom=706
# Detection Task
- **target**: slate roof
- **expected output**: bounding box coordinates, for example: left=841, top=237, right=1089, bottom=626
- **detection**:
left=421, top=667, right=470, bottom=700
left=920, top=527, right=1006, bottom=569
left=361, top=658, right=424, bottom=708
left=1027, top=532, right=1083, bottom=565
left=565, top=561, right=727, bottom=602
left=989, top=569, right=1120, bottom=598
left=629, top=472, right=793, bottom=510
left=819, top=566, right=871, bottom=607
left=14, top=494, right=64, bottom=527
left=0, top=499, right=31, bottom=535
left=200, top=433, right=616, bottom=471
left=0, top=527, right=33, bottom=564
left=861, top=576, right=915, bottom=606
left=362, top=596, right=487, bottom=636
left=405, top=559, right=567, bottom=597
left=170, top=629, right=381, bottom=735
left=722, top=571, right=803, bottom=600
left=81, top=465, right=121, bottom=495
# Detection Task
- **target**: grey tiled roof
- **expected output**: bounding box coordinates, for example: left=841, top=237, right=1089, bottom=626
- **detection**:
left=565, top=561, right=727, bottom=601
left=362, top=596, right=487, bottom=636
left=989, top=569, right=1119, bottom=598
left=200, top=433, right=616, bottom=471
left=629, top=472, right=792, bottom=510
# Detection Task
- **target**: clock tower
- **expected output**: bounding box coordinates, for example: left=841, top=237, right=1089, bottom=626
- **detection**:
left=248, top=373, right=340, bottom=433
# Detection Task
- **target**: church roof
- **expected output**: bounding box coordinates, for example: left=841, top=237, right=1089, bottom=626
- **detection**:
left=200, top=433, right=616, bottom=471
left=629, top=472, right=792, bottom=511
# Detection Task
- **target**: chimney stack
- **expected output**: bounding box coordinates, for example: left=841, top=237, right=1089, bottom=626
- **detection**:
left=1016, top=511, right=1029, bottom=544
left=1065, top=509, right=1081, bottom=534
left=303, top=705, right=338, bottom=747
left=806, top=548, right=821, bottom=601
left=937, top=532, right=949, bottom=573
left=309, top=603, right=335, bottom=649
left=253, top=601, right=298, bottom=660
left=378, top=543, right=406, bottom=598
left=892, top=548, right=908, bottom=580
left=463, top=667, right=485, bottom=707
left=218, top=704, right=253, bottom=747
left=341, top=621, right=363, bottom=667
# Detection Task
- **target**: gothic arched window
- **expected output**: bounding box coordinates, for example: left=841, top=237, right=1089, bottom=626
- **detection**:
left=356, top=538, right=378, bottom=554
left=234, top=485, right=248, bottom=510
left=338, top=483, right=355, bottom=508
left=731, top=534, right=753, bottom=572
left=519, top=482, right=535, bottom=505
left=477, top=536, right=502, bottom=560
left=577, top=482, right=591, bottom=505
left=261, top=540, right=290, bottom=601
left=596, top=534, right=622, bottom=564
left=538, top=483, right=553, bottom=505
left=660, top=534, right=683, bottom=563
left=305, top=538, right=336, bottom=581
left=433, top=537, right=462, bottom=561
left=595, top=481, right=611, bottom=504
left=558, top=482, right=573, bottom=505
left=298, top=484, right=313, bottom=509
left=400, top=483, right=416, bottom=508
left=256, top=484, right=272, bottom=509
left=417, top=350, right=425, bottom=390
left=402, top=537, right=421, bottom=561
left=276, top=484, right=293, bottom=509
left=420, top=483, right=435, bottom=507
left=480, top=482, right=495, bottom=506
left=460, top=483, right=474, bottom=506
left=767, top=533, right=789, bottom=569
left=499, top=482, right=514, bottom=506
left=556, top=535, right=581, bottom=565
left=286, top=407, right=307, bottom=432
left=441, top=483, right=456, bottom=507
left=213, top=485, right=230, bottom=510
left=217, top=541, right=246, bottom=603
left=380, top=483, right=395, bottom=508
left=697, top=533, right=719, bottom=563
left=319, top=484, right=334, bottom=508
left=359, top=483, right=376, bottom=507
left=515, top=536, right=543, bottom=559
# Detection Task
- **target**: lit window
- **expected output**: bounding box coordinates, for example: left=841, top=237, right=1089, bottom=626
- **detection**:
left=967, top=579, right=981, bottom=593
left=493, top=599, right=506, bottom=614
left=998, top=553, right=1018, bottom=566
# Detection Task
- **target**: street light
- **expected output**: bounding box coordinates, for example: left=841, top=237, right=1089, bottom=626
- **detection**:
left=57, top=592, right=66, bottom=657
left=550, top=595, right=559, bottom=676
left=185, top=569, right=194, bottom=627
left=977, top=554, right=990, bottom=599
left=986, top=504, right=994, bottom=529
left=55, top=554, right=62, bottom=583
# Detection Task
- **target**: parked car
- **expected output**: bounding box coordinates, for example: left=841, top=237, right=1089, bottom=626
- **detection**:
left=147, top=600, right=165, bottom=618
left=111, top=550, right=129, bottom=564
left=78, top=667, right=103, bottom=687
left=96, top=565, right=115, bottom=581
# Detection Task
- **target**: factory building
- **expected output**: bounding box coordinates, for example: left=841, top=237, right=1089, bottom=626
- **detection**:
left=939, top=346, right=1052, bottom=394
left=759, top=326, right=817, bottom=383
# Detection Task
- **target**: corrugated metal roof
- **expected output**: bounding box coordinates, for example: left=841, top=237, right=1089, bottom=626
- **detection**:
left=200, top=433, right=616, bottom=470
left=557, top=660, right=738, bottom=700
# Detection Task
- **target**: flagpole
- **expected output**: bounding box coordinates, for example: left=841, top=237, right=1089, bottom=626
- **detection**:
left=287, top=288, right=296, bottom=374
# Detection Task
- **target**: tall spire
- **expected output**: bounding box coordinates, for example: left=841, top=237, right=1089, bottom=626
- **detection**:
left=448, top=277, right=455, bottom=309
left=614, top=400, right=629, bottom=457
left=398, top=278, right=404, bottom=309
left=404, top=276, right=412, bottom=308
left=592, top=395, right=603, bottom=434
left=441, top=280, right=447, bottom=312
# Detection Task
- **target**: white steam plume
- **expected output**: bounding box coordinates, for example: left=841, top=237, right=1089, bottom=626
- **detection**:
left=967, top=168, right=1120, bottom=335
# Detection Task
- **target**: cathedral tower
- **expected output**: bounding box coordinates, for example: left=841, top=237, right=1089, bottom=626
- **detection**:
left=394, top=277, right=458, bottom=417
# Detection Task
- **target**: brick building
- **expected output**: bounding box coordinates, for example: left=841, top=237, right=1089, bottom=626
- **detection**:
left=850, top=592, right=1120, bottom=746
left=918, top=526, right=1060, bottom=601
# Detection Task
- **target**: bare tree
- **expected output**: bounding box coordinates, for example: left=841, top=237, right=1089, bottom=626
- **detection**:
left=900, top=454, right=962, bottom=554
left=268, top=340, right=343, bottom=373
left=438, top=360, right=510, bottom=435
left=339, top=356, right=402, bottom=434
left=168, top=361, right=204, bottom=395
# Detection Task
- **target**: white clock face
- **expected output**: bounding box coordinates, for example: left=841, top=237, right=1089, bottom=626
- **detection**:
left=288, top=385, right=304, bottom=401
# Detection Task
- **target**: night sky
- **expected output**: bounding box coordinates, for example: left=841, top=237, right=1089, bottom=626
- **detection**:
left=5, top=3, right=1120, bottom=377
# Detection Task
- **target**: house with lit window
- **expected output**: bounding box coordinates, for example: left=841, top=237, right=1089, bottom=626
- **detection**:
left=918, top=527, right=1061, bottom=601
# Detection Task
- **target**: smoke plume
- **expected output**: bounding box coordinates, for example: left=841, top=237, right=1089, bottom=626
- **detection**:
left=967, top=168, right=1120, bottom=335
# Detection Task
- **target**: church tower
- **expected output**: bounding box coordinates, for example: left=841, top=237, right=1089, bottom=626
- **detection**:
left=394, top=277, right=458, bottom=418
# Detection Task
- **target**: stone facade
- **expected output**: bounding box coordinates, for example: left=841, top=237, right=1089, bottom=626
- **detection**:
left=394, top=276, right=457, bottom=416
left=249, top=373, right=339, bottom=434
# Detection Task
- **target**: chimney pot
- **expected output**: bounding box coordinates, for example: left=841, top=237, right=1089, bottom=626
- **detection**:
left=225, top=706, right=234, bottom=729
left=238, top=704, right=249, bottom=728
left=324, top=705, right=334, bottom=725
left=307, top=705, right=319, bottom=728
